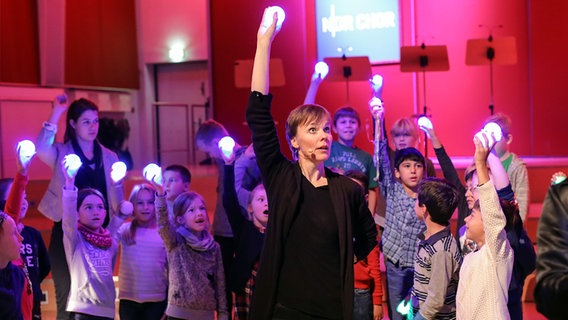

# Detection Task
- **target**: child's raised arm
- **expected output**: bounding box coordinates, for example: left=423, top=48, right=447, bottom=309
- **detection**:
left=151, top=169, right=178, bottom=250
left=61, top=154, right=81, bottom=252
left=4, top=143, right=34, bottom=224
left=474, top=133, right=512, bottom=261
left=303, top=72, right=324, bottom=105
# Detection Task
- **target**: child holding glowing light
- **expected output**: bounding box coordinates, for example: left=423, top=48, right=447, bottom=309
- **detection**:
left=61, top=154, right=133, bottom=319
left=387, top=117, right=436, bottom=178
left=483, top=113, right=530, bottom=222
left=246, top=7, right=377, bottom=320
left=196, top=120, right=262, bottom=316
left=456, top=132, right=514, bottom=320
left=221, top=142, right=268, bottom=320
left=117, top=182, right=168, bottom=320
left=0, top=141, right=50, bottom=320
left=36, top=94, right=124, bottom=320
left=374, top=104, right=426, bottom=320
left=150, top=170, right=228, bottom=320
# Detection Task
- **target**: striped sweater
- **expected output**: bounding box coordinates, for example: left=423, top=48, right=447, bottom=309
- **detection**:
left=411, top=226, right=461, bottom=319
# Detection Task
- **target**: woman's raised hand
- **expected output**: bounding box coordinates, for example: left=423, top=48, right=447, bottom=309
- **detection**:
left=257, top=9, right=279, bottom=46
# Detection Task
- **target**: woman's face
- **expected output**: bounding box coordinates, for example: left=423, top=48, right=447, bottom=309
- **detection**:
left=290, top=119, right=332, bottom=163
left=78, top=194, right=106, bottom=231
left=70, top=110, right=99, bottom=142
left=0, top=216, right=24, bottom=263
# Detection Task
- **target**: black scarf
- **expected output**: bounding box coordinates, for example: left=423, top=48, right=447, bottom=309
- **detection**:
left=71, top=139, right=110, bottom=226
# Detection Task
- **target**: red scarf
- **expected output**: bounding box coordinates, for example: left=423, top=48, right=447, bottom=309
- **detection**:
left=77, top=223, right=112, bottom=249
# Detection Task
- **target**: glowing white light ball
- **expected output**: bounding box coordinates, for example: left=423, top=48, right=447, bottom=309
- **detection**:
left=110, top=161, right=127, bottom=183
left=262, top=6, right=286, bottom=31
left=474, top=131, right=495, bottom=148
left=218, top=136, right=236, bottom=158
left=371, top=74, right=383, bottom=87
left=143, top=163, right=162, bottom=185
left=314, top=61, right=329, bottom=79
left=483, top=122, right=503, bottom=142
left=418, top=116, right=433, bottom=130
left=17, top=140, right=36, bottom=158
left=64, top=154, right=82, bottom=176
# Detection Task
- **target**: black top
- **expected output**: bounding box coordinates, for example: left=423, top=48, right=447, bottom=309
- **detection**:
left=72, top=140, right=110, bottom=225
left=277, top=178, right=341, bottom=318
left=20, top=225, right=51, bottom=309
left=222, top=164, right=265, bottom=293
left=246, top=91, right=377, bottom=320
left=535, top=179, right=568, bottom=320
left=0, top=261, right=25, bottom=320
left=433, top=146, right=469, bottom=239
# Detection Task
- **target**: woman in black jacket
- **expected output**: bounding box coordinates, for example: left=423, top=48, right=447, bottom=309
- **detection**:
left=246, top=9, right=377, bottom=320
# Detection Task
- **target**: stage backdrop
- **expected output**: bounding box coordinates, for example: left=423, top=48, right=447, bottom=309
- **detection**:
left=210, top=0, right=567, bottom=158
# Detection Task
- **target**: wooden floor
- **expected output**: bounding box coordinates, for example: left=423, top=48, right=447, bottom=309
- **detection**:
left=27, top=164, right=552, bottom=320
left=40, top=302, right=547, bottom=320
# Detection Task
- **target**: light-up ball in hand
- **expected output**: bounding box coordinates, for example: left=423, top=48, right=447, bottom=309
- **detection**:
left=314, top=61, right=329, bottom=79
left=474, top=131, right=495, bottom=148
left=17, top=140, right=36, bottom=159
left=64, top=154, right=82, bottom=176
left=483, top=122, right=503, bottom=142
left=418, top=116, right=433, bottom=131
left=218, top=136, right=236, bottom=158
left=369, top=97, right=383, bottom=114
left=371, top=74, right=383, bottom=88
left=262, top=6, right=286, bottom=31
left=120, top=201, right=134, bottom=216
left=110, top=161, right=127, bottom=183
left=143, top=163, right=162, bottom=185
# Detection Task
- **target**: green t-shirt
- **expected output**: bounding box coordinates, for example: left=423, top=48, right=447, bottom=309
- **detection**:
left=324, top=141, right=379, bottom=188
left=501, top=153, right=514, bottom=173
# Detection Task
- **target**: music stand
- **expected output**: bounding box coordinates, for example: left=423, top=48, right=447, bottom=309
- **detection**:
left=400, top=44, right=449, bottom=157
left=323, top=56, right=371, bottom=104
left=466, top=36, right=517, bottom=114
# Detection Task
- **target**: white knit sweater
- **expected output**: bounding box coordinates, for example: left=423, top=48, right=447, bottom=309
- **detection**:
left=456, top=181, right=514, bottom=320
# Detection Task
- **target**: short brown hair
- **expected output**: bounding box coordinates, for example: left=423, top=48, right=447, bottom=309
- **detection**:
left=173, top=191, right=207, bottom=227
left=195, top=119, right=228, bottom=145
left=285, top=104, right=331, bottom=157
left=333, top=106, right=360, bottom=126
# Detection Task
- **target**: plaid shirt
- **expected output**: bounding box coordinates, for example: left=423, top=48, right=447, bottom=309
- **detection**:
left=379, top=140, right=425, bottom=268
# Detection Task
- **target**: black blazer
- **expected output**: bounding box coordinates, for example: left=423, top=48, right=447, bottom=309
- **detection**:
left=246, top=92, right=377, bottom=320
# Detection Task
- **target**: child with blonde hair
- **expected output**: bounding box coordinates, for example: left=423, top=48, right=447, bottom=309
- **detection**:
left=118, top=183, right=167, bottom=319
left=389, top=117, right=436, bottom=177
left=154, top=180, right=228, bottom=320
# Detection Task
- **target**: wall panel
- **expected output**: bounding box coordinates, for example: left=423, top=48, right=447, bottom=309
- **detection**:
left=0, top=0, right=40, bottom=84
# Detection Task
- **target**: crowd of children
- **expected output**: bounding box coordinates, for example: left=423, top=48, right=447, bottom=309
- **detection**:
left=0, top=8, right=541, bottom=320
